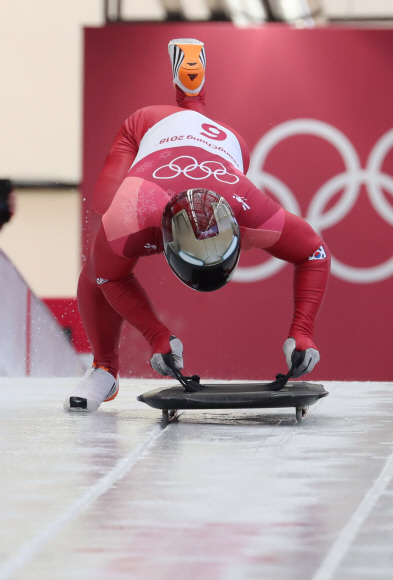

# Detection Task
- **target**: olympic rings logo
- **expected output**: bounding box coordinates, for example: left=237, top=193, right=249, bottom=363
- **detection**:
left=233, top=119, right=393, bottom=284
left=153, top=155, right=240, bottom=185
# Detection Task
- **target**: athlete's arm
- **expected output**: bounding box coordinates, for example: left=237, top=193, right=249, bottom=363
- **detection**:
left=93, top=223, right=174, bottom=360
left=265, top=211, right=330, bottom=374
left=241, top=205, right=330, bottom=375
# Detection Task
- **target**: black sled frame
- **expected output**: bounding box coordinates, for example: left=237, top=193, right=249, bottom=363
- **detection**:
left=137, top=353, right=329, bottom=424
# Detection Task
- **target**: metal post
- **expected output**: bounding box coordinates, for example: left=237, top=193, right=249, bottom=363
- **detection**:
left=104, top=0, right=122, bottom=23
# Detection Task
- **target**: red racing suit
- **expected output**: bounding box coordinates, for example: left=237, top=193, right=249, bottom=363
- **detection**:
left=79, top=87, right=330, bottom=378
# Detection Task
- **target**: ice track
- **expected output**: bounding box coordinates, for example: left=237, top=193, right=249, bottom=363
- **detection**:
left=0, top=378, right=393, bottom=580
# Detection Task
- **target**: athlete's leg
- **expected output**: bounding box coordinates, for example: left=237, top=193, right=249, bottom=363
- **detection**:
left=90, top=175, right=174, bottom=357
left=65, top=212, right=152, bottom=411
left=77, top=267, right=124, bottom=378
left=175, top=85, right=206, bottom=114
left=77, top=211, right=126, bottom=379
left=65, top=218, right=126, bottom=411
left=169, top=38, right=206, bottom=114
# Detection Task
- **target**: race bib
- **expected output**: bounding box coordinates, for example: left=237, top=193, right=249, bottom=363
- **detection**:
left=131, top=110, right=244, bottom=172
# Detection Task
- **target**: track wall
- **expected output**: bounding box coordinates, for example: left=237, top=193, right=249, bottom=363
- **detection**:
left=0, top=250, right=84, bottom=377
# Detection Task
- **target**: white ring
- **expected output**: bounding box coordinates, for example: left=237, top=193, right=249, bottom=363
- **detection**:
left=234, top=120, right=393, bottom=284
left=153, top=155, right=239, bottom=185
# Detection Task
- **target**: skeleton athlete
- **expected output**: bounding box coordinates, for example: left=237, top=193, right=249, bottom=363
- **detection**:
left=64, top=39, right=330, bottom=411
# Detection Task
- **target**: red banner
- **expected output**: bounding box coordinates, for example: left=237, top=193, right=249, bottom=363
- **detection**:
left=83, top=24, right=393, bottom=381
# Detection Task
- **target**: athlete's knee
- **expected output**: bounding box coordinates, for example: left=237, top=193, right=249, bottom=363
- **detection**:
left=93, top=224, right=136, bottom=281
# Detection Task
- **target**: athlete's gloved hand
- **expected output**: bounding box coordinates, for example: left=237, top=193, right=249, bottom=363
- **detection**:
left=150, top=336, right=184, bottom=379
left=283, top=338, right=320, bottom=378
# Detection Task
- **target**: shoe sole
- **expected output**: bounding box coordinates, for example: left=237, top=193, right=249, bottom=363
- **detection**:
left=63, top=386, right=119, bottom=412
left=63, top=396, right=100, bottom=412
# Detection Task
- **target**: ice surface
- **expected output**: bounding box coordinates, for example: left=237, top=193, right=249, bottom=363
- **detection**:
left=0, top=378, right=392, bottom=580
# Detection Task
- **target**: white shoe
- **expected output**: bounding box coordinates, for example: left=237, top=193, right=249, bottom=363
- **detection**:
left=168, top=38, right=206, bottom=96
left=63, top=366, right=119, bottom=411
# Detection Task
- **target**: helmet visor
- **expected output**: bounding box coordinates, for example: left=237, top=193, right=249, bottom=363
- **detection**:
left=165, top=237, right=240, bottom=291
left=162, top=189, right=240, bottom=292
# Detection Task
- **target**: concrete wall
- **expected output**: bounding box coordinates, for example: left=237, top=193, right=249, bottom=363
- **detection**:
left=0, top=249, right=84, bottom=376
left=0, top=2, right=102, bottom=183
left=0, top=189, right=80, bottom=298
